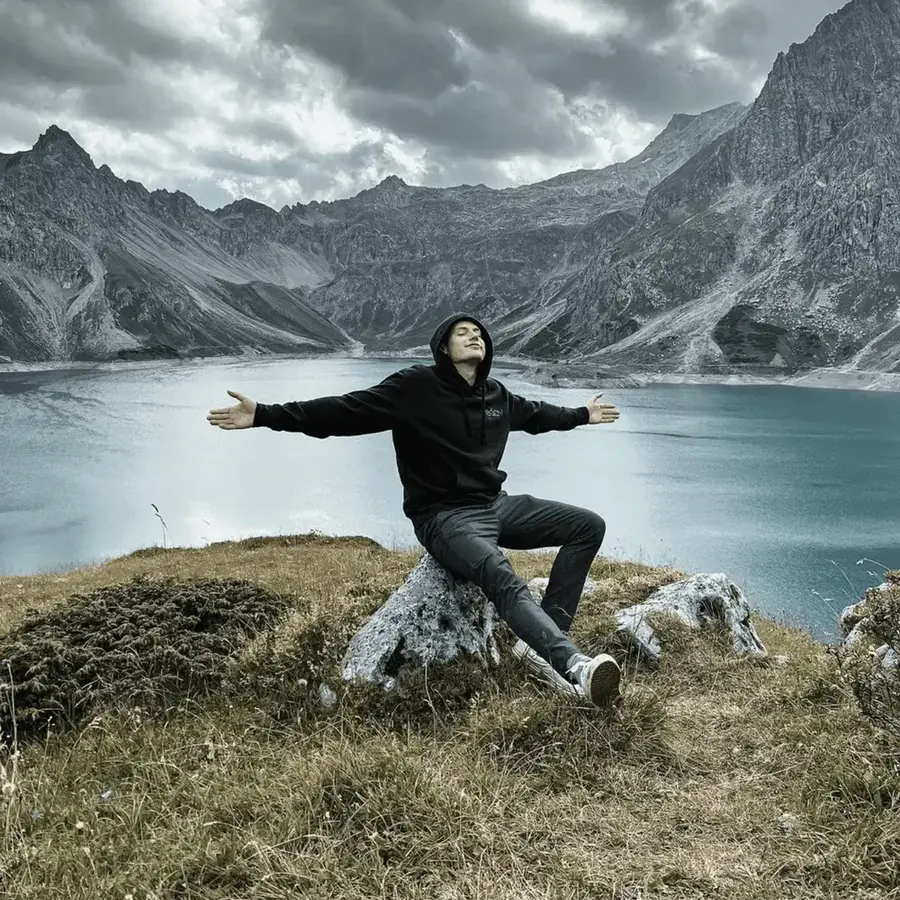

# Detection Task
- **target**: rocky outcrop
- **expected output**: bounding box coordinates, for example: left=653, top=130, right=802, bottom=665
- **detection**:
left=341, top=553, right=500, bottom=691
left=839, top=572, right=900, bottom=669
left=614, top=574, right=768, bottom=669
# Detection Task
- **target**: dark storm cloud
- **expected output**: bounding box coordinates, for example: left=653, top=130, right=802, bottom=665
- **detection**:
left=347, top=61, right=595, bottom=158
left=0, top=0, right=216, bottom=86
left=0, top=0, right=223, bottom=129
left=0, top=0, right=849, bottom=208
left=77, top=81, right=196, bottom=129
left=704, top=0, right=844, bottom=65
left=261, top=0, right=848, bottom=150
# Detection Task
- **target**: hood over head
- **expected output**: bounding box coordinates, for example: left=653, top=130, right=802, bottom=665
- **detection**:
left=429, top=313, right=493, bottom=386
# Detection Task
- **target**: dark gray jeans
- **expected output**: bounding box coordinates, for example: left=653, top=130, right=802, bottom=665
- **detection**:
left=412, top=491, right=606, bottom=675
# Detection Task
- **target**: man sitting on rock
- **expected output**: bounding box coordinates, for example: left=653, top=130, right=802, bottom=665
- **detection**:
left=206, top=313, right=622, bottom=706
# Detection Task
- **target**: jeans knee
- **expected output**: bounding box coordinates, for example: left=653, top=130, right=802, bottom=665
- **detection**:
left=581, top=512, right=606, bottom=546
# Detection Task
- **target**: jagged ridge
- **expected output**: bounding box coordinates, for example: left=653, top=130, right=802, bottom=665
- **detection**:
left=0, top=105, right=745, bottom=362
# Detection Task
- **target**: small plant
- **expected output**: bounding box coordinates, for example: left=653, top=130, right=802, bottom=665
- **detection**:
left=0, top=661, right=21, bottom=843
left=836, top=570, right=900, bottom=739
left=151, top=502, right=168, bottom=549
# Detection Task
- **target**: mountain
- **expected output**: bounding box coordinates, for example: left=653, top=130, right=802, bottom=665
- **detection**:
left=0, top=127, right=347, bottom=361
left=519, top=0, right=900, bottom=376
left=5, top=0, right=897, bottom=376
left=303, top=103, right=748, bottom=349
left=0, top=104, right=746, bottom=362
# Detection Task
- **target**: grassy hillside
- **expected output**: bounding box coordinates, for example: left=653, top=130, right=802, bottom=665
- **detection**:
left=0, top=534, right=897, bottom=899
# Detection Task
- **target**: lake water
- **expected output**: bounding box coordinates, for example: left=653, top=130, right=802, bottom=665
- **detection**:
left=1, top=356, right=897, bottom=642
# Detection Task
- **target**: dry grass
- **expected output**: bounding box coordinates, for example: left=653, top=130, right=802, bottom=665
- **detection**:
left=0, top=533, right=897, bottom=900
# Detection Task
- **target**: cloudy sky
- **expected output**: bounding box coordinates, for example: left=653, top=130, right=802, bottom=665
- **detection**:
left=0, top=0, right=845, bottom=210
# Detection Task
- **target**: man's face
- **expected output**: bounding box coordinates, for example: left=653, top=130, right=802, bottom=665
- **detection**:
left=444, top=320, right=485, bottom=364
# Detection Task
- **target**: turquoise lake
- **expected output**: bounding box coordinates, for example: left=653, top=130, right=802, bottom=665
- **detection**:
left=1, top=356, right=897, bottom=642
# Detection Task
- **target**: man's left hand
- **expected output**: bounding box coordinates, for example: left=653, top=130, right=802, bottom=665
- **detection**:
left=586, top=393, right=620, bottom=425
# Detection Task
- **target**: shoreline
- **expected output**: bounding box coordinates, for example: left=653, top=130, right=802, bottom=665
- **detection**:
left=1, top=351, right=898, bottom=395
left=511, top=363, right=900, bottom=394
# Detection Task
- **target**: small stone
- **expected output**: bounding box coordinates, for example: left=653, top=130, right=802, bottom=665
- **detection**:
left=318, top=683, right=337, bottom=709
left=777, top=811, right=800, bottom=832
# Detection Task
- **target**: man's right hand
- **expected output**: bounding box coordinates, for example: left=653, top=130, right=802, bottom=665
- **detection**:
left=207, top=390, right=257, bottom=430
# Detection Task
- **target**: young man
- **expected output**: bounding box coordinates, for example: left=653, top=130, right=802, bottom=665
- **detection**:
left=207, top=313, right=622, bottom=705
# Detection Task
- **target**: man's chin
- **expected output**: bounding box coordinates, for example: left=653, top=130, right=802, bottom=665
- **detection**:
left=452, top=349, right=485, bottom=365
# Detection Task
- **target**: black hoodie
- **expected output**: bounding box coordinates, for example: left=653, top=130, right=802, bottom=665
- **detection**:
left=252, top=313, right=590, bottom=523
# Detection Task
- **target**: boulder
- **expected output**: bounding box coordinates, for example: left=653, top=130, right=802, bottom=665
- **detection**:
left=839, top=578, right=899, bottom=670
left=527, top=576, right=600, bottom=600
left=614, top=573, right=768, bottom=668
left=340, top=557, right=769, bottom=694
left=341, top=553, right=500, bottom=691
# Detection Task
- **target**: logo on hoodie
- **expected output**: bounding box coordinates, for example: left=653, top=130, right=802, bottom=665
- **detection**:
left=485, top=407, right=504, bottom=419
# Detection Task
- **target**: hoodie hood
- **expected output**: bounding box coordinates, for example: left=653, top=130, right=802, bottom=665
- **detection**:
left=429, top=312, right=493, bottom=386
left=429, top=312, right=494, bottom=446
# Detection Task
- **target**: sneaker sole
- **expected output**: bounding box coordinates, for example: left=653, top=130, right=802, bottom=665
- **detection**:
left=586, top=657, right=621, bottom=706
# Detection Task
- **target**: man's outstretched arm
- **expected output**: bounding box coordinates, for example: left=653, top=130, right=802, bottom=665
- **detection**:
left=509, top=391, right=619, bottom=434
left=207, top=369, right=410, bottom=437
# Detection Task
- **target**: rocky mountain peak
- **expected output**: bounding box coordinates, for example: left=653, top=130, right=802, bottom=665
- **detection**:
left=733, top=0, right=900, bottom=182
left=31, top=125, right=94, bottom=167
left=215, top=197, right=278, bottom=217
left=354, top=174, right=414, bottom=208
left=377, top=174, right=407, bottom=189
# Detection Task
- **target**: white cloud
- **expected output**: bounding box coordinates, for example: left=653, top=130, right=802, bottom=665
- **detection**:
left=527, top=0, right=630, bottom=38
left=0, top=0, right=847, bottom=209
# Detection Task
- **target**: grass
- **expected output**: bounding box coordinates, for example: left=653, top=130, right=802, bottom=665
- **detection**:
left=0, top=533, right=898, bottom=900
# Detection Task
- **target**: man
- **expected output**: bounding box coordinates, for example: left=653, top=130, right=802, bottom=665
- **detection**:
left=207, top=313, right=622, bottom=706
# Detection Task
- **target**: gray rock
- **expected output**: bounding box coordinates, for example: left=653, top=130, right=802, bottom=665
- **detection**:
left=839, top=598, right=870, bottom=640
left=341, top=558, right=767, bottom=692
left=341, top=553, right=500, bottom=691
left=614, top=573, right=767, bottom=668
left=317, top=682, right=338, bottom=709
left=839, top=579, right=897, bottom=669
left=526, top=575, right=599, bottom=601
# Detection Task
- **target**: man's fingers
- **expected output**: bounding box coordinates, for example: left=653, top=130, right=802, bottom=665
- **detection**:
left=227, top=389, right=248, bottom=403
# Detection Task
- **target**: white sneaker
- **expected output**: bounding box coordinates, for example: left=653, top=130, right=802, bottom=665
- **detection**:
left=512, top=639, right=584, bottom=698
left=566, top=652, right=622, bottom=706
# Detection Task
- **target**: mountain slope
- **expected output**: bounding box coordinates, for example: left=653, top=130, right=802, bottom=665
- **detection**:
left=0, top=129, right=346, bottom=361
left=304, top=103, right=748, bottom=350
left=520, top=0, right=900, bottom=375
left=0, top=104, right=745, bottom=362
